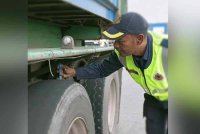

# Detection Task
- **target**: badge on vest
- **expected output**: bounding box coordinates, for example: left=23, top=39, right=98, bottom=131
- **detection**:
left=154, top=73, right=164, bottom=81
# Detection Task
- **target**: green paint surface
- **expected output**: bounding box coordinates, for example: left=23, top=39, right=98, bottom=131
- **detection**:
left=63, top=25, right=100, bottom=40
left=28, top=19, right=62, bottom=48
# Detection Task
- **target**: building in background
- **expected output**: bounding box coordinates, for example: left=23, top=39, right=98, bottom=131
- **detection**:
left=128, top=0, right=168, bottom=34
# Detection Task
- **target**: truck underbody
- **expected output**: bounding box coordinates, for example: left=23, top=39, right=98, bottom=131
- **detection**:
left=28, top=0, right=127, bottom=134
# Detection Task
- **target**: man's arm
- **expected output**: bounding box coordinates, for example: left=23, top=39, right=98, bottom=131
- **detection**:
left=75, top=51, right=123, bottom=80
left=61, top=51, right=123, bottom=79
left=160, top=34, right=168, bottom=48
left=161, top=38, right=168, bottom=48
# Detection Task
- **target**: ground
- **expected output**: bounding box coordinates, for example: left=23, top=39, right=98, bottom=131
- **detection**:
left=117, top=68, right=146, bottom=134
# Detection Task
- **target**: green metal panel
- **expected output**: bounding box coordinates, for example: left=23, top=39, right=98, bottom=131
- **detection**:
left=28, top=19, right=62, bottom=48
left=63, top=25, right=100, bottom=40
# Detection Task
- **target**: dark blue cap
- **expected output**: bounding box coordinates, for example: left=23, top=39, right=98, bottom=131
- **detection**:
left=103, top=12, right=149, bottom=39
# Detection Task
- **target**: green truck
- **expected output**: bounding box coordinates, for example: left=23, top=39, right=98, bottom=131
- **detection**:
left=28, top=0, right=127, bottom=134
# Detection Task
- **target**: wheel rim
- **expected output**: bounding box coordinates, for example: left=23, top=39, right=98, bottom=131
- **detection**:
left=67, top=117, right=88, bottom=134
left=108, top=79, right=117, bottom=133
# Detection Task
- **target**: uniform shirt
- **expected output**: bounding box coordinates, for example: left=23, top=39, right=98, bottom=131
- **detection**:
left=75, top=33, right=167, bottom=80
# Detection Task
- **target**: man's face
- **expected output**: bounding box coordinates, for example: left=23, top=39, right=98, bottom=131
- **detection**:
left=114, top=34, right=140, bottom=57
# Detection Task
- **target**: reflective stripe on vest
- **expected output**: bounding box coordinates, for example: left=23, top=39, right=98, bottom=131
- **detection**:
left=115, top=32, right=168, bottom=101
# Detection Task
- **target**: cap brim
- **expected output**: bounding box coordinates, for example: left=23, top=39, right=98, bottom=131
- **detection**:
left=102, top=26, right=125, bottom=40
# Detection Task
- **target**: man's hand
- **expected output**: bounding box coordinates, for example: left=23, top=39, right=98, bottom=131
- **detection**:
left=62, top=65, right=76, bottom=79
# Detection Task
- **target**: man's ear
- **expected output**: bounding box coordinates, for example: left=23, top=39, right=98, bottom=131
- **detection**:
left=136, top=34, right=144, bottom=45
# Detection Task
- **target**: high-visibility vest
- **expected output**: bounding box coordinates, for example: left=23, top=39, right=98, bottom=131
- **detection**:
left=115, top=31, right=168, bottom=101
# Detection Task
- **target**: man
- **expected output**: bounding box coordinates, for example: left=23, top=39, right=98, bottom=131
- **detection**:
left=62, top=12, right=168, bottom=134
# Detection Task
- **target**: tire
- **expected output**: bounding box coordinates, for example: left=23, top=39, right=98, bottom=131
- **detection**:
left=29, top=80, right=95, bottom=134
left=83, top=70, right=122, bottom=134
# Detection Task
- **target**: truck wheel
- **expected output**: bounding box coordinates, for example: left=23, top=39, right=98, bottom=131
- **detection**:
left=84, top=70, right=122, bottom=134
left=29, top=80, right=95, bottom=134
